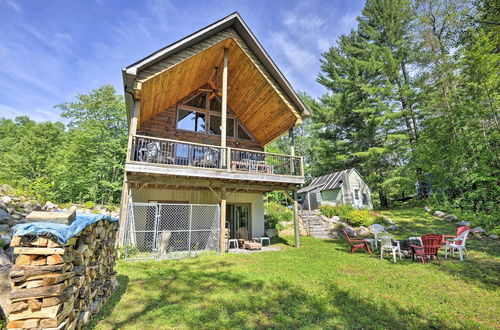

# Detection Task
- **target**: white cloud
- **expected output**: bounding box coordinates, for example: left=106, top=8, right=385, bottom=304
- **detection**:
left=269, top=31, right=316, bottom=72
left=283, top=12, right=325, bottom=30
left=5, top=0, right=21, bottom=13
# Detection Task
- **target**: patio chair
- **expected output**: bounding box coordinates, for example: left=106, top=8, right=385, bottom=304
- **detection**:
left=411, top=234, right=443, bottom=264
left=364, top=225, right=387, bottom=250
left=441, top=225, right=470, bottom=245
left=445, top=229, right=470, bottom=261
left=342, top=229, right=372, bottom=255
left=378, top=232, right=402, bottom=263
left=237, top=227, right=262, bottom=250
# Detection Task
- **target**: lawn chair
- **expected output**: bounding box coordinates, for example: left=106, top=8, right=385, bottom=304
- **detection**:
left=411, top=234, right=442, bottom=264
left=237, top=227, right=262, bottom=250
left=343, top=229, right=372, bottom=255
left=441, top=226, right=470, bottom=245
left=445, top=229, right=470, bottom=261
left=378, top=232, right=403, bottom=263
left=364, top=225, right=387, bottom=250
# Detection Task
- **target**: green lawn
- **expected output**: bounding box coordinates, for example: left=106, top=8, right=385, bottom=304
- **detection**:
left=90, top=208, right=499, bottom=329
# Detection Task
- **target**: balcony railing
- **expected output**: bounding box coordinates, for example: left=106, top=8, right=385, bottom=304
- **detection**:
left=130, top=135, right=304, bottom=177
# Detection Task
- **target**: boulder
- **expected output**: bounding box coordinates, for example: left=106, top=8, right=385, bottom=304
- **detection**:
left=356, top=226, right=370, bottom=237
left=11, top=213, right=22, bottom=220
left=383, top=216, right=395, bottom=225
left=43, top=201, right=58, bottom=211
left=489, top=234, right=498, bottom=240
left=0, top=196, right=11, bottom=204
left=471, top=227, right=486, bottom=236
left=0, top=235, right=11, bottom=247
left=387, top=224, right=399, bottom=231
left=424, top=206, right=431, bottom=213
left=0, top=202, right=6, bottom=211
left=444, top=214, right=458, bottom=222
left=343, top=226, right=356, bottom=237
left=0, top=251, right=12, bottom=266
left=457, top=221, right=470, bottom=227
left=70, top=205, right=78, bottom=212
left=25, top=210, right=76, bottom=225
left=434, top=211, right=446, bottom=217
left=370, top=224, right=386, bottom=234
left=331, top=216, right=341, bottom=223
left=0, top=209, right=10, bottom=220
left=23, top=200, right=42, bottom=212
left=0, top=224, right=10, bottom=232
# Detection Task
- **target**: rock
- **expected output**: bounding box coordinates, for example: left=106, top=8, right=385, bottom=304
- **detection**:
left=387, top=224, right=399, bottom=231
left=343, top=226, right=356, bottom=237
left=11, top=213, right=22, bottom=220
left=43, top=201, right=58, bottom=211
left=0, top=235, right=11, bottom=247
left=23, top=200, right=42, bottom=212
left=457, top=221, right=470, bottom=227
left=6, top=207, right=15, bottom=215
left=434, top=211, right=446, bottom=217
left=0, top=224, right=10, bottom=232
left=489, top=234, right=498, bottom=240
left=471, top=227, right=486, bottom=236
left=424, top=206, right=431, bottom=212
left=383, top=216, right=395, bottom=225
left=0, top=196, right=11, bottom=204
left=0, top=209, right=10, bottom=219
left=25, top=211, right=76, bottom=225
left=0, top=202, right=6, bottom=211
left=0, top=252, right=12, bottom=266
left=70, top=205, right=78, bottom=212
left=331, top=216, right=341, bottom=223
left=444, top=214, right=458, bottom=222
left=356, top=226, right=370, bottom=237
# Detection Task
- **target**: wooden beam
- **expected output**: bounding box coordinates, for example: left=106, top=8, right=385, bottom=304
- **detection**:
left=208, top=186, right=221, bottom=201
left=220, top=187, right=227, bottom=254
left=292, top=189, right=301, bottom=248
left=221, top=47, right=228, bottom=166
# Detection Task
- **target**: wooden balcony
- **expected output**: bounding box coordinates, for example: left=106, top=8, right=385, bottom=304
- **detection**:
left=124, top=135, right=305, bottom=185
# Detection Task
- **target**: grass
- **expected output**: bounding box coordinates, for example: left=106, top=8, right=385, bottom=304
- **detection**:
left=90, top=208, right=499, bottom=329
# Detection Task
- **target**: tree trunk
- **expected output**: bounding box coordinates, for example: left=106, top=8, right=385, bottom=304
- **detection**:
left=379, top=190, right=389, bottom=208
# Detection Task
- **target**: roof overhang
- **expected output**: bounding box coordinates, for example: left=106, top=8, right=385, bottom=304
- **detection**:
left=122, top=12, right=310, bottom=132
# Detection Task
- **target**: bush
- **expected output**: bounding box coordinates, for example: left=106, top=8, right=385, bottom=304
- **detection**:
left=345, top=209, right=374, bottom=227
left=84, top=201, right=96, bottom=209
left=373, top=215, right=391, bottom=226
left=264, top=202, right=292, bottom=230
left=319, top=204, right=335, bottom=218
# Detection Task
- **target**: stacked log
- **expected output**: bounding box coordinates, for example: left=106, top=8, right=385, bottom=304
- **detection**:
left=6, top=219, right=118, bottom=329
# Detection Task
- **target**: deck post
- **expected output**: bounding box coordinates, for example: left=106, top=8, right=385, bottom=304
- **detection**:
left=221, top=48, right=228, bottom=168
left=289, top=128, right=295, bottom=175
left=220, top=187, right=227, bottom=254
left=292, top=189, right=301, bottom=247
left=118, top=98, right=140, bottom=246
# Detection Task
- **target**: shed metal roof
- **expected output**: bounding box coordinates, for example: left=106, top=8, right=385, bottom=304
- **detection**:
left=299, top=169, right=355, bottom=193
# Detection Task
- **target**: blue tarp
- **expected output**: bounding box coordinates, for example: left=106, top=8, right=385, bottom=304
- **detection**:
left=12, top=212, right=118, bottom=244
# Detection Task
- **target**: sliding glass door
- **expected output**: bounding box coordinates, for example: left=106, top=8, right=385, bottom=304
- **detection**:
left=226, top=204, right=250, bottom=239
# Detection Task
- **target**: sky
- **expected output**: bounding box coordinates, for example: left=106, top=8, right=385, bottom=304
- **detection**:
left=0, top=0, right=364, bottom=122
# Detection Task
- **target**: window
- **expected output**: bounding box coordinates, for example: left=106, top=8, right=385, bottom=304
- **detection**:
left=354, top=189, right=359, bottom=200
left=177, top=109, right=206, bottom=132
left=362, top=193, right=368, bottom=205
left=185, top=93, right=206, bottom=108
left=209, top=96, right=221, bottom=112
left=209, top=115, right=234, bottom=137
left=238, top=123, right=252, bottom=140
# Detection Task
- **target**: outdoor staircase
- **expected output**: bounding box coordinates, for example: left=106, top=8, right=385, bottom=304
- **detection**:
left=298, top=210, right=335, bottom=239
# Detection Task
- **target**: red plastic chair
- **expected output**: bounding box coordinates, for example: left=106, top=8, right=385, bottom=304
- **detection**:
left=441, top=226, right=470, bottom=245
left=411, top=234, right=443, bottom=264
left=343, top=229, right=372, bottom=256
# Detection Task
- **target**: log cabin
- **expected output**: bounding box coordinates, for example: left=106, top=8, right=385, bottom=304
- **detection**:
left=118, top=12, right=309, bottom=258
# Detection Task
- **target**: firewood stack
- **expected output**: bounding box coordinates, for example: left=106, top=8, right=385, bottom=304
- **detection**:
left=6, top=219, right=118, bottom=329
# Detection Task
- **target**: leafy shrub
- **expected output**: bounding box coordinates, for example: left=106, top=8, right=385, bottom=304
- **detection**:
left=319, top=204, right=335, bottom=218
left=345, top=209, right=374, bottom=227
left=84, top=201, right=96, bottom=209
left=373, top=215, right=391, bottom=226
left=264, top=202, right=292, bottom=230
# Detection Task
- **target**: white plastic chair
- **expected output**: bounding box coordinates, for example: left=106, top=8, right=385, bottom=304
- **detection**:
left=445, top=230, right=470, bottom=261
left=364, top=225, right=387, bottom=250
left=379, top=232, right=402, bottom=263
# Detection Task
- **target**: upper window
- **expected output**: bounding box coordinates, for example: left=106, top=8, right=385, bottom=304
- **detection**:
left=177, top=109, right=206, bottom=132
left=238, top=123, right=252, bottom=140
left=185, top=93, right=206, bottom=108
left=209, top=96, right=222, bottom=112
left=209, top=115, right=234, bottom=137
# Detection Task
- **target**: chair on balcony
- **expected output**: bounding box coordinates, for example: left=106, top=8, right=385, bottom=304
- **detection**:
left=193, top=147, right=220, bottom=168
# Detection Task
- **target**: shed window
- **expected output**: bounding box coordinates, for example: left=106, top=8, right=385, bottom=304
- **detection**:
left=354, top=189, right=359, bottom=200
left=362, top=193, right=368, bottom=205
left=177, top=109, right=206, bottom=132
